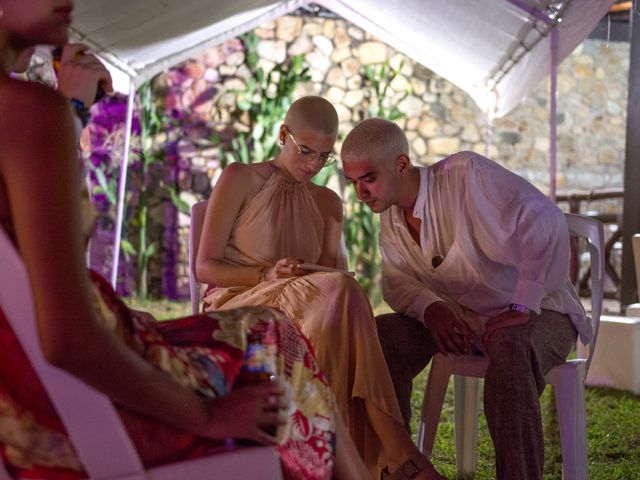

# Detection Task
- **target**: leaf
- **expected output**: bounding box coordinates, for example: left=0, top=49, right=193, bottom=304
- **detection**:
left=120, top=239, right=136, bottom=262
left=252, top=123, right=265, bottom=141
left=311, top=165, right=336, bottom=187
left=144, top=242, right=158, bottom=259
left=166, top=188, right=190, bottom=214
left=92, top=167, right=117, bottom=205
left=237, top=99, right=252, bottom=111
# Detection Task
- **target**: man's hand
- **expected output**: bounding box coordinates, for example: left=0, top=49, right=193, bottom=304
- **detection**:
left=423, top=301, right=476, bottom=356
left=482, top=310, right=532, bottom=346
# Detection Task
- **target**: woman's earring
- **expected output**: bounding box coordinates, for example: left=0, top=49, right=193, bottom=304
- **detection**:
left=279, top=139, right=284, bottom=146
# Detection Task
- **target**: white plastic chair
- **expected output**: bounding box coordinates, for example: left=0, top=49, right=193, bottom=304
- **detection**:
left=0, top=226, right=282, bottom=479
left=625, top=234, right=640, bottom=316
left=416, top=213, right=604, bottom=480
left=189, top=200, right=208, bottom=315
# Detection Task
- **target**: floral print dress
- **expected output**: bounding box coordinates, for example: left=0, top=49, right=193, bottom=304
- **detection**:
left=0, top=271, right=337, bottom=479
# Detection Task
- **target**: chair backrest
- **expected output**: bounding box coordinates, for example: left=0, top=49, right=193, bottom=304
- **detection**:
left=633, top=234, right=640, bottom=300
left=337, top=232, right=349, bottom=271
left=189, top=200, right=209, bottom=315
left=0, top=227, right=147, bottom=479
left=564, top=212, right=605, bottom=372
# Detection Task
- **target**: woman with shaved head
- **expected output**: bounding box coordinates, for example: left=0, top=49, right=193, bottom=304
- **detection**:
left=197, top=97, right=444, bottom=479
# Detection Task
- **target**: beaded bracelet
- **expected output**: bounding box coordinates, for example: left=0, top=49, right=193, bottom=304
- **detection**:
left=258, top=266, right=269, bottom=283
left=70, top=98, right=91, bottom=128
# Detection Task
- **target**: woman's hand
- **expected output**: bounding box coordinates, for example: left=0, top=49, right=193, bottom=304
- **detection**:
left=263, top=257, right=307, bottom=281
left=198, top=381, right=289, bottom=444
left=127, top=308, right=157, bottom=323
left=56, top=43, right=113, bottom=107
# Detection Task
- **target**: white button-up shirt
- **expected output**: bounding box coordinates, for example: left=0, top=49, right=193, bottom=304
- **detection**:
left=379, top=151, right=590, bottom=344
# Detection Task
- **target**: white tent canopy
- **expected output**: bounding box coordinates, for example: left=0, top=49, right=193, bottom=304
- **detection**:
left=68, top=0, right=615, bottom=287
left=72, top=0, right=613, bottom=116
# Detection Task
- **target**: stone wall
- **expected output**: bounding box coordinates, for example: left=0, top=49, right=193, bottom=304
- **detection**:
left=164, top=15, right=628, bottom=195
left=122, top=14, right=629, bottom=299
left=495, top=40, right=628, bottom=192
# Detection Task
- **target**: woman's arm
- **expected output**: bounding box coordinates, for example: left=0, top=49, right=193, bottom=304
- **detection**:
left=313, top=186, right=344, bottom=269
left=0, top=81, right=282, bottom=442
left=196, top=162, right=267, bottom=287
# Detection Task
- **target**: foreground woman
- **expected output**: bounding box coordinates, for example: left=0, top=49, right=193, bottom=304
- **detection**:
left=197, top=96, right=446, bottom=479
left=0, top=1, right=369, bottom=478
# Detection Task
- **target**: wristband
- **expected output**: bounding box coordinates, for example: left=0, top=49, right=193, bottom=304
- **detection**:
left=509, top=303, right=532, bottom=315
left=70, top=98, right=91, bottom=128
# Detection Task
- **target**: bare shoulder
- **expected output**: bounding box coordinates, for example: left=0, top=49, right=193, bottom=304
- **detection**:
left=216, top=161, right=272, bottom=193
left=0, top=79, right=67, bottom=127
left=308, top=183, right=343, bottom=222
left=0, top=80, right=71, bottom=167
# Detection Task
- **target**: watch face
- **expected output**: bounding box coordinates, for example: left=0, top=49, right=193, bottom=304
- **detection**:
left=510, top=303, right=531, bottom=314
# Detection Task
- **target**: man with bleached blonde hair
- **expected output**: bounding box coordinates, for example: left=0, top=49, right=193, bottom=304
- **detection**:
left=341, top=117, right=588, bottom=480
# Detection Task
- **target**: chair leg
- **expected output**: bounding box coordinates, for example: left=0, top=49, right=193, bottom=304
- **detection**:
left=0, top=460, right=12, bottom=480
left=553, top=375, right=588, bottom=480
left=454, top=375, right=481, bottom=477
left=417, top=358, right=452, bottom=458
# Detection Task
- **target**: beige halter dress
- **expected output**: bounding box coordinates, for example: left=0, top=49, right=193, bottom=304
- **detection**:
left=203, top=164, right=403, bottom=474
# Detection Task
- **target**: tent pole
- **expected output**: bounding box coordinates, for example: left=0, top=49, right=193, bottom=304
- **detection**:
left=483, top=115, right=493, bottom=158
left=621, top=4, right=640, bottom=309
left=110, top=78, right=136, bottom=289
left=484, top=92, right=496, bottom=158
left=508, top=0, right=558, bottom=201
left=549, top=28, right=558, bottom=202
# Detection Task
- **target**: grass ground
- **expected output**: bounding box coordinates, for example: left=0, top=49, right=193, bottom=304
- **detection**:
left=126, top=297, right=640, bottom=480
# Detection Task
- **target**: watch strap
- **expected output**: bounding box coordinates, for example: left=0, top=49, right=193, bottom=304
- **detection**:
left=509, top=303, right=532, bottom=315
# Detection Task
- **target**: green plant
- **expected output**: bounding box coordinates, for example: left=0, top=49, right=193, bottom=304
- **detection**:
left=343, top=59, right=408, bottom=305
left=87, top=130, right=123, bottom=207
left=220, top=32, right=311, bottom=166
left=112, top=80, right=191, bottom=299
left=125, top=81, right=163, bottom=299
left=364, top=61, right=408, bottom=120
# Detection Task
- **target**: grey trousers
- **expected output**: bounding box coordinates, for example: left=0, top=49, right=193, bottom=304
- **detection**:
left=376, top=309, right=577, bottom=480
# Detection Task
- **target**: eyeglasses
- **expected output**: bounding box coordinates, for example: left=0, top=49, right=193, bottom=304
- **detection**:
left=285, top=127, right=337, bottom=168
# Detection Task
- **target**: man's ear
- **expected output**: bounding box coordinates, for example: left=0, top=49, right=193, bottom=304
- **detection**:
left=278, top=124, right=287, bottom=146
left=396, top=154, right=411, bottom=177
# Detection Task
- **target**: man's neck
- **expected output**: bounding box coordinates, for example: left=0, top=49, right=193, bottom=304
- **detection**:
left=403, top=206, right=422, bottom=246
left=397, top=167, right=421, bottom=213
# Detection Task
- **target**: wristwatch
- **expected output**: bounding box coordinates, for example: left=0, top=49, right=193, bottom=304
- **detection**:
left=509, top=303, right=532, bottom=315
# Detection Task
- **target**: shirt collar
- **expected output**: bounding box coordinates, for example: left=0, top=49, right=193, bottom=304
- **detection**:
left=412, top=166, right=430, bottom=221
